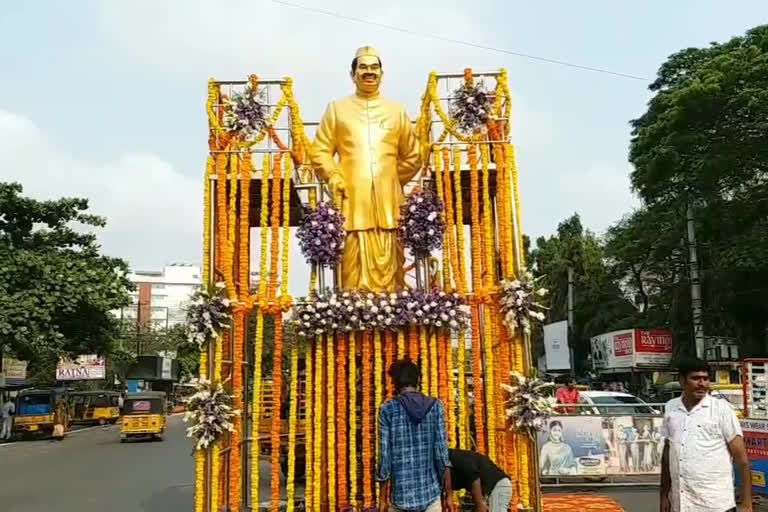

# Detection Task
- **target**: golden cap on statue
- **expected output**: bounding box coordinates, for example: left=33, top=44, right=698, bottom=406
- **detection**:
left=354, top=45, right=379, bottom=59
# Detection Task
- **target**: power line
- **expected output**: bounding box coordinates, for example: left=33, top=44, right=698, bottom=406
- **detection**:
left=271, top=0, right=650, bottom=82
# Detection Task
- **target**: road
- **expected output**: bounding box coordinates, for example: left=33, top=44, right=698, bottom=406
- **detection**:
left=0, top=416, right=662, bottom=512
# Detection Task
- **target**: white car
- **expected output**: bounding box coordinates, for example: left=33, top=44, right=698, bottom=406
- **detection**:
left=578, top=391, right=659, bottom=415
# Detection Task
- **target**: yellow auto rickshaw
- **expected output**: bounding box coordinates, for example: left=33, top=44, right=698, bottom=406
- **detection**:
left=120, top=391, right=167, bottom=442
left=71, top=391, right=121, bottom=425
left=13, top=388, right=70, bottom=439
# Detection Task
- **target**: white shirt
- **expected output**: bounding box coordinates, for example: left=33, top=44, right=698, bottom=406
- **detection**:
left=661, top=394, right=742, bottom=512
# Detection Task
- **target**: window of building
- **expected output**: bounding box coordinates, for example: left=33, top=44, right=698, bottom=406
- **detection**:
left=151, top=283, right=166, bottom=289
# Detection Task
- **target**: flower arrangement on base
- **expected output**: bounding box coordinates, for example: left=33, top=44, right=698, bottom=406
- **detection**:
left=184, top=380, right=240, bottom=451
left=186, top=282, right=233, bottom=347
left=449, top=76, right=491, bottom=136
left=291, top=289, right=470, bottom=340
left=397, top=187, right=444, bottom=259
left=297, top=201, right=345, bottom=266
left=222, top=83, right=268, bottom=142
left=499, top=271, right=548, bottom=336
left=502, top=372, right=557, bottom=436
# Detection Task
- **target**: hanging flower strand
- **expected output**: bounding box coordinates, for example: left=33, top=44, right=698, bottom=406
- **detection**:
left=184, top=380, right=240, bottom=451
left=502, top=372, right=557, bottom=435
left=186, top=282, right=233, bottom=347
left=499, top=270, right=548, bottom=336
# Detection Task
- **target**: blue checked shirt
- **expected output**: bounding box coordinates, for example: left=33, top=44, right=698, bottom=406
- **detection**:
left=376, top=397, right=451, bottom=511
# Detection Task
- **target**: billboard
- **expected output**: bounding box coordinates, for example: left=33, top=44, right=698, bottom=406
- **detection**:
left=591, top=329, right=673, bottom=370
left=543, top=321, right=571, bottom=371
left=2, top=357, right=28, bottom=381
left=539, top=415, right=665, bottom=477
left=739, top=419, right=768, bottom=493
left=56, top=355, right=106, bottom=381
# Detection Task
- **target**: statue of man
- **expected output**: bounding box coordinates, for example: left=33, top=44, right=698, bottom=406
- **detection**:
left=311, top=46, right=422, bottom=292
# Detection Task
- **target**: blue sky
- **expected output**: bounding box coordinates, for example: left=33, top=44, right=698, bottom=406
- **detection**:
left=1, top=1, right=765, bottom=289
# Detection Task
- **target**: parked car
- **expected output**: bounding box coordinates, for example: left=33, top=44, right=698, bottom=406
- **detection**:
left=578, top=391, right=659, bottom=415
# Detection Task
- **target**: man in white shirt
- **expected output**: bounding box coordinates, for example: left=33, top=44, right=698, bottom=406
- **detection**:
left=0, top=394, right=15, bottom=441
left=660, top=358, right=751, bottom=512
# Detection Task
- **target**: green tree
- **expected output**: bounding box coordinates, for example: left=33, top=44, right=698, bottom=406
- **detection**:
left=0, top=183, right=132, bottom=365
left=628, top=24, right=768, bottom=355
left=531, top=214, right=636, bottom=373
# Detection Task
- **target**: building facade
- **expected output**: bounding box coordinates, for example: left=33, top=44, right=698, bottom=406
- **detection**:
left=120, top=264, right=202, bottom=331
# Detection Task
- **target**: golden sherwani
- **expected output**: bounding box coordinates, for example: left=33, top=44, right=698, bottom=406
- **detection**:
left=311, top=93, right=421, bottom=292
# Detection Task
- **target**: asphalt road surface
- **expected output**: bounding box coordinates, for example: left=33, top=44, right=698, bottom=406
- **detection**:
left=0, top=416, right=662, bottom=512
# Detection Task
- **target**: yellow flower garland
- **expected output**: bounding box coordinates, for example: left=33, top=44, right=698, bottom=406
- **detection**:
left=313, top=336, right=323, bottom=510
left=202, top=156, right=214, bottom=285
left=304, top=339, right=314, bottom=512
left=483, top=307, right=497, bottom=461
left=348, top=334, right=358, bottom=508
left=258, top=155, right=270, bottom=303
left=433, top=146, right=451, bottom=291
left=445, top=331, right=456, bottom=449
left=429, top=329, right=438, bottom=398
left=280, top=156, right=292, bottom=310
left=419, top=327, right=428, bottom=395
left=451, top=146, right=467, bottom=292
left=286, top=341, right=299, bottom=512
left=397, top=329, right=406, bottom=360
left=481, top=145, right=496, bottom=286
left=229, top=152, right=239, bottom=280
left=374, top=330, right=383, bottom=474
left=509, top=144, right=525, bottom=268
left=457, top=330, right=468, bottom=449
left=326, top=333, right=337, bottom=512
left=250, top=313, right=265, bottom=506
left=194, top=348, right=208, bottom=512
left=239, top=154, right=253, bottom=299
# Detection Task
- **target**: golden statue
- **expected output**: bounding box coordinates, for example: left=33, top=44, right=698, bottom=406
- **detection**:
left=311, top=46, right=422, bottom=292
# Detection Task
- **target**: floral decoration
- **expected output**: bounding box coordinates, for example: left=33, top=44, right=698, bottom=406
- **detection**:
left=184, top=379, right=240, bottom=451
left=502, top=372, right=557, bottom=435
left=449, top=79, right=491, bottom=136
left=222, top=84, right=269, bottom=141
left=297, top=201, right=346, bottom=266
left=186, top=282, right=233, bottom=347
left=290, top=289, right=470, bottom=340
left=397, top=187, right=444, bottom=258
left=499, top=271, right=548, bottom=335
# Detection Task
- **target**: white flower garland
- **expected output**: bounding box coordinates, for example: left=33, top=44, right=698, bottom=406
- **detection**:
left=502, top=372, right=557, bottom=435
left=499, top=270, right=548, bottom=336
left=183, top=379, right=240, bottom=451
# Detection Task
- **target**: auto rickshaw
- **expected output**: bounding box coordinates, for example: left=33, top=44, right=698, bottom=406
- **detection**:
left=13, top=388, right=70, bottom=439
left=120, top=391, right=167, bottom=442
left=71, top=391, right=121, bottom=425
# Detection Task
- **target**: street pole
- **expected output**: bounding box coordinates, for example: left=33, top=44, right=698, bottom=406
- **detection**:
left=686, top=205, right=705, bottom=359
left=567, top=266, right=576, bottom=372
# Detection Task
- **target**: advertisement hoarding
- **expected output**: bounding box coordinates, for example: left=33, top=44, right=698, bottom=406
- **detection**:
left=590, top=329, right=673, bottom=370
left=543, top=321, right=571, bottom=371
left=538, top=415, right=665, bottom=477
left=56, top=355, right=106, bottom=381
left=2, top=357, right=28, bottom=381
left=739, top=419, right=768, bottom=493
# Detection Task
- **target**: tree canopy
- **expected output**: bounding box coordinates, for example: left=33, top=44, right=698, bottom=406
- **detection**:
left=0, top=182, right=132, bottom=365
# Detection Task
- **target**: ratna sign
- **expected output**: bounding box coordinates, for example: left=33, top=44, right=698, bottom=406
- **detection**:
left=591, top=329, right=673, bottom=370
left=56, top=355, right=106, bottom=381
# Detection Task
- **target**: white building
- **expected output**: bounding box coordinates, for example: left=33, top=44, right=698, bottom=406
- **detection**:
left=120, top=264, right=202, bottom=330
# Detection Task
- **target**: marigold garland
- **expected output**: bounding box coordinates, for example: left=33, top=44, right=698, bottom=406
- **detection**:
left=280, top=156, right=292, bottom=310
left=483, top=306, right=498, bottom=462
left=433, top=147, right=451, bottom=291
left=509, top=143, right=526, bottom=268
left=258, top=155, right=271, bottom=302
left=457, top=330, right=468, bottom=449
left=269, top=315, right=285, bottom=511
left=229, top=312, right=244, bottom=506
left=194, top=348, right=208, bottom=512
left=429, top=329, right=438, bottom=398
left=215, top=153, right=236, bottom=300
left=468, top=145, right=482, bottom=292
left=452, top=146, right=468, bottom=293
left=471, top=304, right=486, bottom=454
left=268, top=154, right=283, bottom=302
left=250, top=312, right=265, bottom=506
left=348, top=333, right=359, bottom=508
left=444, top=332, right=456, bottom=449
left=304, top=339, right=314, bottom=512
left=326, top=333, right=337, bottom=512
left=203, top=156, right=214, bottom=285
left=285, top=340, right=299, bottom=512
left=385, top=330, right=395, bottom=398
left=419, top=327, right=429, bottom=395
left=229, top=153, right=239, bottom=283
left=362, top=330, right=374, bottom=508
left=336, top=333, right=349, bottom=509
left=397, top=329, right=406, bottom=360
left=481, top=145, right=496, bottom=286
left=313, top=336, right=323, bottom=511
left=239, top=154, right=252, bottom=298
left=374, top=329, right=384, bottom=502
left=408, top=325, right=419, bottom=363
left=441, top=147, right=460, bottom=292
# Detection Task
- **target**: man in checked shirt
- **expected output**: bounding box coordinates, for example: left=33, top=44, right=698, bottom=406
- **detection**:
left=377, top=359, right=453, bottom=512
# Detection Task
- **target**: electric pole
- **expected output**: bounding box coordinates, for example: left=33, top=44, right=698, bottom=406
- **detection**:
left=686, top=205, right=705, bottom=358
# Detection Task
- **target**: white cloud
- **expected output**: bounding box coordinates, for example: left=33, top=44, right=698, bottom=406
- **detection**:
left=0, top=109, right=202, bottom=268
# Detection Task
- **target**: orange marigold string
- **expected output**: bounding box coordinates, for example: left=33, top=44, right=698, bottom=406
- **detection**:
left=397, top=329, right=406, bottom=360
left=215, top=153, right=234, bottom=298
left=408, top=325, right=419, bottom=363
left=442, top=147, right=460, bottom=291
left=419, top=327, right=429, bottom=397
left=437, top=331, right=448, bottom=417
left=362, top=330, right=374, bottom=508
left=451, top=146, right=468, bottom=293
left=336, top=333, right=349, bottom=508
left=239, top=153, right=252, bottom=299
left=269, top=314, right=285, bottom=511
left=433, top=147, right=451, bottom=291
left=348, top=333, right=359, bottom=508
left=471, top=303, right=487, bottom=454
left=304, top=338, right=314, bottom=512
left=444, top=330, right=456, bottom=449
left=384, top=330, right=395, bottom=398
left=268, top=154, right=282, bottom=302
left=229, top=311, right=244, bottom=506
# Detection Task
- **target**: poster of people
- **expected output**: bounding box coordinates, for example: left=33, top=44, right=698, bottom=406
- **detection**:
left=539, top=416, right=665, bottom=477
left=538, top=417, right=605, bottom=476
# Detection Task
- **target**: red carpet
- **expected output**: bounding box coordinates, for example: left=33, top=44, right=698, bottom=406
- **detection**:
left=543, top=494, right=624, bottom=511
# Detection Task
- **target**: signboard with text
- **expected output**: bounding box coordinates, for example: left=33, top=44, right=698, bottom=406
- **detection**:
left=591, top=329, right=673, bottom=370
left=739, top=419, right=768, bottom=494
left=634, top=330, right=673, bottom=367
left=56, top=355, right=106, bottom=381
left=544, top=321, right=571, bottom=371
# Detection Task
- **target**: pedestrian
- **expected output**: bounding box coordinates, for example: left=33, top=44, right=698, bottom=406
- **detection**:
left=448, top=448, right=512, bottom=512
left=376, top=359, right=452, bottom=512
left=0, top=394, right=15, bottom=441
left=660, top=358, right=751, bottom=512
left=555, top=376, right=580, bottom=414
